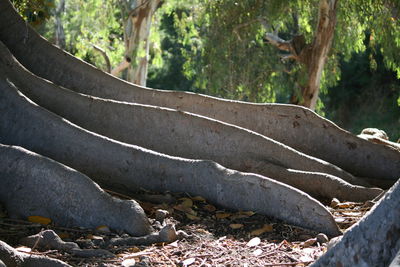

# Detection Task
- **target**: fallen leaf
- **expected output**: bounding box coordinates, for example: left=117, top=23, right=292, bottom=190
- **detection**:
left=179, top=198, right=193, bottom=208
left=28, top=216, right=51, bottom=225
left=121, top=258, right=136, bottom=267
left=96, top=225, right=110, bottom=233
left=337, top=202, right=355, bottom=208
left=246, top=237, right=261, bottom=247
left=203, top=204, right=216, bottom=212
left=173, top=204, right=196, bottom=215
left=186, top=213, right=200, bottom=220
left=334, top=217, right=346, bottom=223
left=250, top=224, right=273, bottom=236
left=238, top=211, right=255, bottom=216
left=191, top=196, right=206, bottom=202
left=57, top=232, right=70, bottom=239
left=215, top=212, right=231, bottom=219
left=253, top=248, right=263, bottom=256
left=182, top=257, right=196, bottom=266
left=301, top=238, right=317, bottom=247
left=229, top=224, right=244, bottom=229
left=166, top=240, right=179, bottom=248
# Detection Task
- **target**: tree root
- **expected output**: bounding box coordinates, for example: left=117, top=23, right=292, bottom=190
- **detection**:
left=0, top=144, right=152, bottom=236
left=0, top=42, right=382, bottom=202
left=0, top=77, right=341, bottom=236
left=0, top=0, right=398, bottom=183
left=311, top=178, right=400, bottom=266
left=0, top=240, right=71, bottom=267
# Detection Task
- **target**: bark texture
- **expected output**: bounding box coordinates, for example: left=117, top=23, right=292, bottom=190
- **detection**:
left=0, top=144, right=152, bottom=236
left=0, top=41, right=382, bottom=202
left=0, top=74, right=341, bottom=236
left=0, top=0, right=398, bottom=185
left=312, top=179, right=400, bottom=267
left=122, top=0, right=161, bottom=85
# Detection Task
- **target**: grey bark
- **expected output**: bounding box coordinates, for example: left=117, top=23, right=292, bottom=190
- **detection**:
left=0, top=0, right=398, bottom=185
left=0, top=75, right=341, bottom=236
left=311, top=179, right=400, bottom=267
left=0, top=41, right=381, bottom=202
left=0, top=240, right=71, bottom=267
left=0, top=144, right=152, bottom=236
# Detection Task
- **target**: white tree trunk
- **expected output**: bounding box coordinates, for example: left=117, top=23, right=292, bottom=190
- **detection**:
left=123, top=0, right=161, bottom=86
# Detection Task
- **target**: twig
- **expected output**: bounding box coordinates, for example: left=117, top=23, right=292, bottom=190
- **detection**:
left=160, top=251, right=176, bottom=266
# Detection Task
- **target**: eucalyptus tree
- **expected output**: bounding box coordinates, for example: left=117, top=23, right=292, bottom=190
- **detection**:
left=180, top=0, right=400, bottom=110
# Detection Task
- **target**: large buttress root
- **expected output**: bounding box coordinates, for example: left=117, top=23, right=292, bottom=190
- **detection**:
left=311, top=179, right=400, bottom=266
left=0, top=0, right=398, bottom=184
left=0, top=76, right=341, bottom=236
left=0, top=42, right=382, bottom=202
left=0, top=144, right=152, bottom=236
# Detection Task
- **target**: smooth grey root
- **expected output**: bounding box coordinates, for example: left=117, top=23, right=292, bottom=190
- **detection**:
left=0, top=0, right=398, bottom=184
left=0, top=144, right=152, bottom=236
left=0, top=41, right=382, bottom=202
left=0, top=75, right=341, bottom=237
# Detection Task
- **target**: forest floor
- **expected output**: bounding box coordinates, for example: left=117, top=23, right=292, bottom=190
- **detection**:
left=0, top=189, right=375, bottom=266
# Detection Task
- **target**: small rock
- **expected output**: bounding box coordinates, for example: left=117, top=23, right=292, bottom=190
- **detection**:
left=330, top=198, right=340, bottom=208
left=155, top=209, right=169, bottom=223
left=75, top=239, right=94, bottom=249
left=316, top=233, right=329, bottom=244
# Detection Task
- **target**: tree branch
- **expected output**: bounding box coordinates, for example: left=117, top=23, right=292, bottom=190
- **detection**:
left=111, top=59, right=130, bottom=76
left=92, top=44, right=111, bottom=73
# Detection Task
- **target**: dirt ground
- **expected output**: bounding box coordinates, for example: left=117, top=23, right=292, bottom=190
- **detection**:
left=0, top=189, right=374, bottom=266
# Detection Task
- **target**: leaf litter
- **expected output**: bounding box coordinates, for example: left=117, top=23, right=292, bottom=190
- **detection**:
left=0, top=190, right=376, bottom=266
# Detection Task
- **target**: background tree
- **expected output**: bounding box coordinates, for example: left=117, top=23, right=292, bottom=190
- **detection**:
left=178, top=0, right=400, bottom=111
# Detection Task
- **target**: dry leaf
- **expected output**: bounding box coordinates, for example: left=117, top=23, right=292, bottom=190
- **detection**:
left=186, top=213, right=200, bottom=220
left=173, top=204, right=196, bottom=215
left=166, top=240, right=179, bottom=248
left=238, top=211, right=255, bottom=216
left=334, top=217, right=346, bottom=223
left=182, top=257, right=196, bottom=266
left=96, top=225, right=110, bottom=233
left=246, top=237, right=261, bottom=247
left=229, top=224, right=244, bottom=229
left=179, top=198, right=193, bottom=208
left=121, top=258, right=136, bottom=267
left=252, top=248, right=263, bottom=256
left=337, top=202, right=355, bottom=208
left=191, top=196, right=206, bottom=202
left=215, top=212, right=231, bottom=219
left=58, top=232, right=70, bottom=239
left=28, top=216, right=51, bottom=225
left=203, top=204, right=216, bottom=212
left=250, top=224, right=273, bottom=236
left=301, top=238, right=317, bottom=248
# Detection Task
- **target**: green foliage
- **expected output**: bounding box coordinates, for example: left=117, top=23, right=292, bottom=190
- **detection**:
left=322, top=44, right=400, bottom=141
left=12, top=0, right=54, bottom=27
left=175, top=0, right=400, bottom=106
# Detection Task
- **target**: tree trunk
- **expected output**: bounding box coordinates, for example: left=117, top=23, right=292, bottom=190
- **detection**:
left=1, top=1, right=397, bottom=186
left=121, top=0, right=161, bottom=85
left=0, top=41, right=381, bottom=202
left=296, top=0, right=338, bottom=110
left=54, top=0, right=65, bottom=49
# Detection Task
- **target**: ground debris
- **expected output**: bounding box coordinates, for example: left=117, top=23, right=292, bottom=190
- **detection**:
left=0, top=190, right=375, bottom=266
